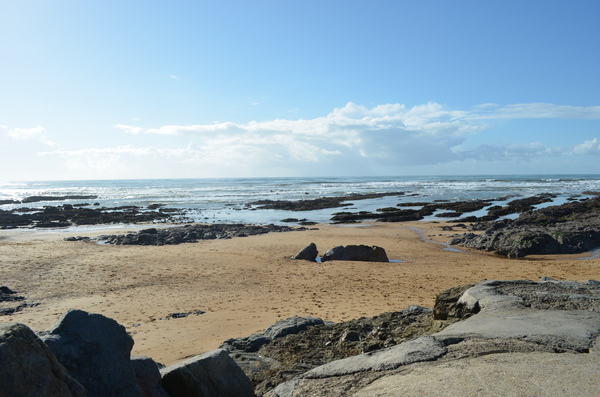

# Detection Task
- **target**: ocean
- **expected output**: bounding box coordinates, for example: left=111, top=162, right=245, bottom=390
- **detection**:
left=1, top=175, right=600, bottom=226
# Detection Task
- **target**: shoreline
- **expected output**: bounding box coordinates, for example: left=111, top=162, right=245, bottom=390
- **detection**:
left=2, top=221, right=600, bottom=365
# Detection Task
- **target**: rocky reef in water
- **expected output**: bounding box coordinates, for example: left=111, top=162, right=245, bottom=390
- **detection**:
left=0, top=203, right=182, bottom=229
left=250, top=192, right=406, bottom=211
left=449, top=194, right=600, bottom=257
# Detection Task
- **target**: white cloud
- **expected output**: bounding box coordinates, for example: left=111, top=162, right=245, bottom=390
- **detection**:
left=97, top=102, right=600, bottom=175
left=7, top=125, right=46, bottom=140
left=465, top=103, right=600, bottom=120
left=114, top=124, right=144, bottom=134
left=7, top=102, right=600, bottom=180
left=573, top=138, right=600, bottom=155
left=5, top=125, right=59, bottom=148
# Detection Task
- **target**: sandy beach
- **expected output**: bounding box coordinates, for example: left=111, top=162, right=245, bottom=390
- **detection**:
left=1, top=221, right=599, bottom=366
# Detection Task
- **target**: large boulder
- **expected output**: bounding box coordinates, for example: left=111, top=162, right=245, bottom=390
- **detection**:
left=131, top=355, right=170, bottom=397
left=43, top=310, right=143, bottom=397
left=292, top=243, right=318, bottom=261
left=160, top=348, right=254, bottom=397
left=0, top=322, right=86, bottom=397
left=321, top=245, right=389, bottom=262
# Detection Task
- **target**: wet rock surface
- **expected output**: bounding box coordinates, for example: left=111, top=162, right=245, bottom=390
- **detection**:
left=250, top=192, right=406, bottom=211
left=329, top=194, right=557, bottom=223
left=449, top=195, right=600, bottom=257
left=0, top=203, right=181, bottom=229
left=95, top=223, right=310, bottom=246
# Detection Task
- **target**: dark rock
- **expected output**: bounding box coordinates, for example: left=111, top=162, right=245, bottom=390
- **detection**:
left=0, top=287, right=39, bottom=316
left=251, top=192, right=405, bottom=211
left=487, top=194, right=556, bottom=218
left=292, top=243, right=318, bottom=261
left=166, top=310, right=205, bottom=319
left=160, top=349, right=254, bottom=397
left=331, top=208, right=431, bottom=223
left=0, top=286, right=24, bottom=302
left=222, top=316, right=325, bottom=353
left=321, top=245, right=389, bottom=262
left=432, top=283, right=477, bottom=321
left=43, top=310, right=143, bottom=397
left=131, top=355, right=170, bottom=397
left=0, top=322, right=86, bottom=397
left=263, top=316, right=325, bottom=340
left=246, top=306, right=434, bottom=395
left=21, top=195, right=98, bottom=203
left=98, top=223, right=308, bottom=246
left=63, top=236, right=91, bottom=242
left=450, top=195, right=600, bottom=257
left=0, top=203, right=178, bottom=229
left=0, top=302, right=40, bottom=316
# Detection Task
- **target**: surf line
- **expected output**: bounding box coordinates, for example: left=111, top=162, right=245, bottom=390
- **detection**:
left=403, top=226, right=466, bottom=253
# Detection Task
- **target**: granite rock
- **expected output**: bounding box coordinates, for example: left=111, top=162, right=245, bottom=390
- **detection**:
left=43, top=310, right=142, bottom=397
left=160, top=348, right=255, bottom=397
left=0, top=322, right=86, bottom=397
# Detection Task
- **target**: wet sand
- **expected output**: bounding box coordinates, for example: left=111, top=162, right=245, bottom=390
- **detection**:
left=1, top=221, right=599, bottom=365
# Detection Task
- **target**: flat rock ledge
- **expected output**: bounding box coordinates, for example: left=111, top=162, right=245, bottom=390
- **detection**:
left=266, top=278, right=600, bottom=397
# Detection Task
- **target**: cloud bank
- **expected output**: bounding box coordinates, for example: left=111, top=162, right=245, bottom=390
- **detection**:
left=3, top=102, right=600, bottom=180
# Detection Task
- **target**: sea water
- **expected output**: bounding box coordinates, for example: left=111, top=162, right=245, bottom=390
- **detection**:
left=1, top=175, right=599, bottom=225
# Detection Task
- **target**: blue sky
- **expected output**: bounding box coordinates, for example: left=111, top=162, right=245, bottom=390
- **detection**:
left=1, top=0, right=600, bottom=181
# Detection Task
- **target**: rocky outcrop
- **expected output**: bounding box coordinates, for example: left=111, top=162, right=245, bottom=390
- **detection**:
left=222, top=316, right=325, bottom=354
left=159, top=349, right=255, bottom=397
left=43, top=310, right=143, bottom=397
left=450, top=195, right=600, bottom=257
left=96, top=224, right=309, bottom=246
left=0, top=323, right=86, bottom=397
left=225, top=307, right=439, bottom=396
left=264, top=278, right=600, bottom=397
left=321, top=245, right=389, bottom=262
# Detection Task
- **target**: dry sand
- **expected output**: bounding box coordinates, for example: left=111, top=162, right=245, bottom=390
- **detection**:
left=1, top=221, right=599, bottom=366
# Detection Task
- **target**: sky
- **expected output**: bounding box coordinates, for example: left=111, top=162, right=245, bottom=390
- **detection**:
left=1, top=0, right=600, bottom=181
